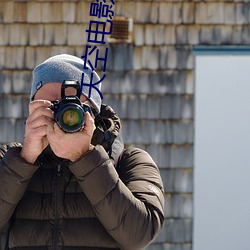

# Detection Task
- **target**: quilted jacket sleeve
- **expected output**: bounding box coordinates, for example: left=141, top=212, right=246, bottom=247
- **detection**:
left=0, top=144, right=39, bottom=235
left=69, top=145, right=164, bottom=250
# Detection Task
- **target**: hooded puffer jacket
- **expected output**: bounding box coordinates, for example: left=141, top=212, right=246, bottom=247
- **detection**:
left=0, top=104, right=164, bottom=250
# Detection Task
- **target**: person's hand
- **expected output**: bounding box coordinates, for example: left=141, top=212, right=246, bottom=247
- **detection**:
left=46, top=112, right=95, bottom=162
left=21, top=100, right=54, bottom=164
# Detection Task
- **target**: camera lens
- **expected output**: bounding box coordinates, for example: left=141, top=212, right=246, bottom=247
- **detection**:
left=55, top=104, right=85, bottom=133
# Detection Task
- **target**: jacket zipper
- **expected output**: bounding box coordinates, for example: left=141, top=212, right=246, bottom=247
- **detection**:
left=52, top=160, right=62, bottom=250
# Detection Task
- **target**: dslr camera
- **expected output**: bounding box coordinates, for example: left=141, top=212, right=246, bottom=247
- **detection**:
left=50, top=80, right=92, bottom=133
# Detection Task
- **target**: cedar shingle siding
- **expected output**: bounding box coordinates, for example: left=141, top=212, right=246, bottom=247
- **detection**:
left=0, top=1, right=249, bottom=249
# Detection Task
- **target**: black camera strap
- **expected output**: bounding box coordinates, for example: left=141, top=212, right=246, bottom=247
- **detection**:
left=92, top=109, right=113, bottom=159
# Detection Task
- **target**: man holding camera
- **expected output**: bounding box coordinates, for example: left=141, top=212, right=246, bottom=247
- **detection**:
left=0, top=54, right=164, bottom=250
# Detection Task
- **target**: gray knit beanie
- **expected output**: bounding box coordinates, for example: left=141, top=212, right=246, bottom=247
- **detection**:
left=30, top=54, right=102, bottom=113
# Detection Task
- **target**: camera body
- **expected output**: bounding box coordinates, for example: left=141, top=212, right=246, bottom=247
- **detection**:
left=50, top=80, right=92, bottom=133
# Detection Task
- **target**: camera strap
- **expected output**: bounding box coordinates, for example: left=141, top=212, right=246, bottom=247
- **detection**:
left=93, top=111, right=113, bottom=159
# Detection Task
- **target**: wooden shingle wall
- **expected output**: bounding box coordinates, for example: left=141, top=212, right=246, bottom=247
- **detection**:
left=0, top=1, right=250, bottom=249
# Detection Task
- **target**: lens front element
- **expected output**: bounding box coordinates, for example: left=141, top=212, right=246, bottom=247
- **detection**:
left=56, top=104, right=85, bottom=133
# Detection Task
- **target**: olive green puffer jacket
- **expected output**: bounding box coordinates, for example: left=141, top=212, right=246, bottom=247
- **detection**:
left=0, top=105, right=164, bottom=250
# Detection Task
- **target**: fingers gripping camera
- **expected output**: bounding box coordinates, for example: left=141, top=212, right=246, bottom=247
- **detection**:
left=50, top=80, right=92, bottom=133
